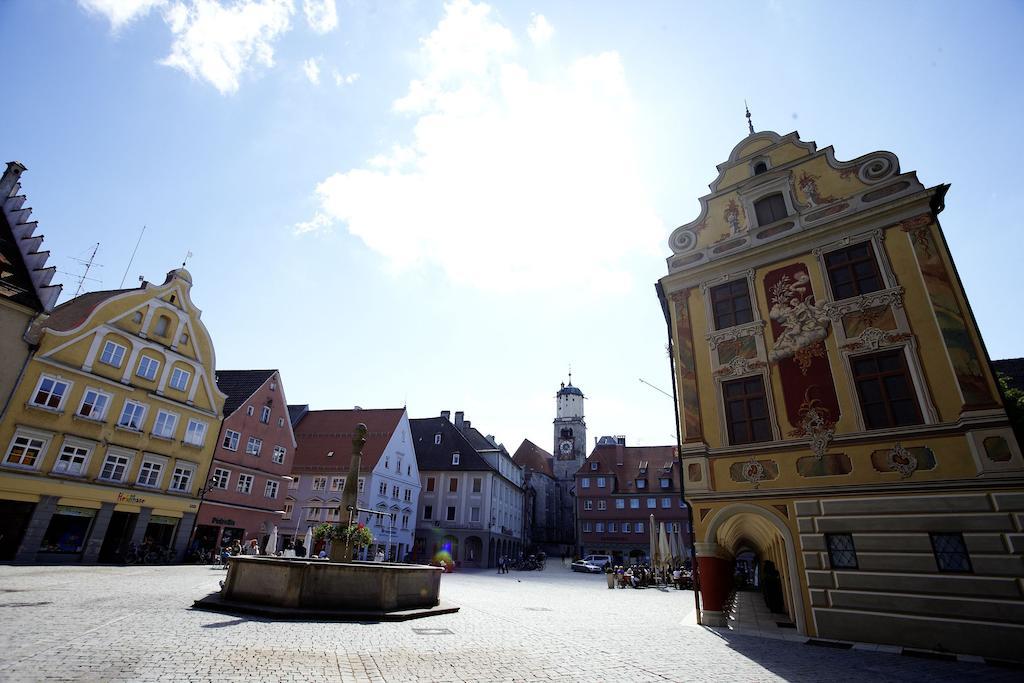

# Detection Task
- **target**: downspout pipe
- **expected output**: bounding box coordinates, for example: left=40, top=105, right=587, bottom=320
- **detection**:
left=656, top=281, right=702, bottom=625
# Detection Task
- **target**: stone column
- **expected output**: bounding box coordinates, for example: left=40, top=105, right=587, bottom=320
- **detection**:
left=81, top=503, right=115, bottom=563
left=171, top=512, right=196, bottom=562
left=695, top=541, right=733, bottom=626
left=130, top=508, right=153, bottom=545
left=14, top=495, right=58, bottom=563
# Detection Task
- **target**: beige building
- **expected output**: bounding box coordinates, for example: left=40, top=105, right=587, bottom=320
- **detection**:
left=0, top=268, right=226, bottom=562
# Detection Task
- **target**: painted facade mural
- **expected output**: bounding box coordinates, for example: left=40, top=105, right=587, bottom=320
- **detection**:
left=900, top=215, right=994, bottom=409
left=763, top=264, right=841, bottom=452
left=670, top=290, right=703, bottom=442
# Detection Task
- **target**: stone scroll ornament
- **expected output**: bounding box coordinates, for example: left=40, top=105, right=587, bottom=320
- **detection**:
left=763, top=263, right=842, bottom=453
left=886, top=442, right=918, bottom=478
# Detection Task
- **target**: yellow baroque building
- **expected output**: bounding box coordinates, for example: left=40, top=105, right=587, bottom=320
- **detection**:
left=0, top=268, right=226, bottom=563
left=657, top=129, right=1024, bottom=659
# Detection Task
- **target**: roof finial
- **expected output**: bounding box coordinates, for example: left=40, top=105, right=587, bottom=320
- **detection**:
left=568, top=364, right=572, bottom=386
left=745, top=100, right=755, bottom=135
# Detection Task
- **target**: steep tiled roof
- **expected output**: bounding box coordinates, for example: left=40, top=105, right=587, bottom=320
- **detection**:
left=410, top=417, right=496, bottom=473
left=292, top=408, right=405, bottom=473
left=512, top=439, right=554, bottom=478
left=579, top=444, right=678, bottom=494
left=287, top=404, right=309, bottom=427
left=37, top=287, right=137, bottom=332
left=993, top=358, right=1024, bottom=394
left=215, top=369, right=277, bottom=416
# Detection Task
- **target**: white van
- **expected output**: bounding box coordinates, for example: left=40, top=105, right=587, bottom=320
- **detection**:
left=582, top=554, right=612, bottom=568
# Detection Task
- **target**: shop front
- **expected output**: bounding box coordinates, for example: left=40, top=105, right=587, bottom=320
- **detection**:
left=39, top=505, right=96, bottom=560
left=192, top=502, right=282, bottom=554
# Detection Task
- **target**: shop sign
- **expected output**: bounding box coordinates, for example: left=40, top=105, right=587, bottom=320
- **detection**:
left=150, top=515, right=180, bottom=525
left=55, top=506, right=97, bottom=518
left=211, top=517, right=236, bottom=526
left=117, top=492, right=146, bottom=505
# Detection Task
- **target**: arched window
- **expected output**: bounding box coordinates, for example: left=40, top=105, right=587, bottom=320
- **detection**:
left=154, top=315, right=171, bottom=337
left=753, top=193, right=788, bottom=226
left=753, top=161, right=768, bottom=175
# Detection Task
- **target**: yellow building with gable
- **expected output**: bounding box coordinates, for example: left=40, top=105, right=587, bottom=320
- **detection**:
left=0, top=268, right=226, bottom=563
left=657, top=128, right=1024, bottom=659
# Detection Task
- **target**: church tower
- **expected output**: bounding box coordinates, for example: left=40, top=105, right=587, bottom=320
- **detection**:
left=552, top=376, right=586, bottom=544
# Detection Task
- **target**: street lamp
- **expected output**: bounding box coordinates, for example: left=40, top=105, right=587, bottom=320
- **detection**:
left=184, top=475, right=219, bottom=559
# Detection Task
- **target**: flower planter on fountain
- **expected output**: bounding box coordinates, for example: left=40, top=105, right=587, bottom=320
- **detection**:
left=194, top=424, right=457, bottom=621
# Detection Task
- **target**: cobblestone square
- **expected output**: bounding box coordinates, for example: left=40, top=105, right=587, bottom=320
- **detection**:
left=0, top=563, right=1017, bottom=682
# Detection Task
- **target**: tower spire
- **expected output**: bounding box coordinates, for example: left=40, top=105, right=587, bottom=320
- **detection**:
left=745, top=100, right=755, bottom=135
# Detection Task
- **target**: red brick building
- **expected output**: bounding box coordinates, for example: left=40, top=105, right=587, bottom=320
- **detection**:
left=576, top=439, right=691, bottom=565
left=192, top=370, right=296, bottom=552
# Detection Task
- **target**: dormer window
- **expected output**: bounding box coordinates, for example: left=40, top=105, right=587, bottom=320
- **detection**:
left=434, top=433, right=442, bottom=445
left=754, top=193, right=788, bottom=226
left=753, top=161, right=768, bottom=175
left=590, top=462, right=598, bottom=471
left=452, top=452, right=460, bottom=465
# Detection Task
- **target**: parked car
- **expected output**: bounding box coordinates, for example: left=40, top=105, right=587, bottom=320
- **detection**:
left=582, top=554, right=612, bottom=569
left=571, top=559, right=604, bottom=573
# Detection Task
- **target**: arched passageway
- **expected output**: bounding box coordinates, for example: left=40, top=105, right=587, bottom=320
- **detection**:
left=699, top=504, right=806, bottom=634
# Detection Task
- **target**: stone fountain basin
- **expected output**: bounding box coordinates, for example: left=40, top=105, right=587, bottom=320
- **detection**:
left=194, top=556, right=458, bottom=621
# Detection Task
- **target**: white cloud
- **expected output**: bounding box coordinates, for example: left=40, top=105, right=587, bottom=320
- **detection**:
left=293, top=211, right=333, bottom=234
left=302, top=0, right=337, bottom=33
left=78, top=0, right=166, bottom=29
left=161, top=0, right=295, bottom=95
left=527, top=13, right=553, bottom=45
left=332, top=69, right=359, bottom=86
left=296, top=0, right=662, bottom=294
left=303, top=57, right=321, bottom=84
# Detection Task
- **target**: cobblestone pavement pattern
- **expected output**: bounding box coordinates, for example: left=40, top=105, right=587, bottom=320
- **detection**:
left=0, top=564, right=1017, bottom=682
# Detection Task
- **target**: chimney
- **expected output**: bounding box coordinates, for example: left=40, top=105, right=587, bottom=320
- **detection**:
left=441, top=410, right=451, bottom=421
left=464, top=420, right=471, bottom=430
left=454, top=411, right=464, bottom=430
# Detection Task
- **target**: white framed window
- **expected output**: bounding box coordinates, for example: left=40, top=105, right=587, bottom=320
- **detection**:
left=77, top=388, right=112, bottom=421
left=446, top=506, right=456, bottom=521
left=671, top=522, right=680, bottom=533
left=580, top=477, right=590, bottom=489
left=170, top=463, right=195, bottom=492
left=52, top=441, right=91, bottom=476
left=636, top=479, right=647, bottom=489
left=472, top=477, right=482, bottom=493
left=184, top=420, right=207, bottom=446
left=646, top=498, right=656, bottom=509
left=623, top=522, right=631, bottom=533
left=615, top=499, right=625, bottom=509
left=272, top=446, right=286, bottom=464
left=117, top=400, right=147, bottom=431
left=583, top=522, right=592, bottom=533
left=306, top=506, right=321, bottom=521
left=265, top=480, right=279, bottom=499
left=246, top=436, right=262, bottom=455
left=246, top=405, right=254, bottom=416
left=313, top=476, right=327, bottom=491
left=282, top=503, right=293, bottom=519
left=330, top=476, right=344, bottom=491
left=630, top=498, right=640, bottom=509
left=327, top=508, right=340, bottom=522
left=636, top=521, right=645, bottom=533
left=222, top=430, right=240, bottom=451
left=277, top=416, right=285, bottom=427
left=392, top=485, right=400, bottom=498
left=136, top=456, right=166, bottom=488
left=378, top=481, right=387, bottom=495
left=260, top=406, right=271, bottom=424
left=590, top=462, right=598, bottom=471
left=99, top=340, right=127, bottom=367
left=211, top=467, right=231, bottom=489
left=168, top=367, right=190, bottom=391
left=434, top=433, right=441, bottom=445
left=99, top=449, right=133, bottom=482
left=595, top=522, right=605, bottom=533
left=452, top=452, right=460, bottom=465
left=402, top=514, right=409, bottom=529
left=660, top=477, right=671, bottom=488
left=404, top=488, right=412, bottom=502
left=471, top=506, right=480, bottom=522
left=596, top=477, right=606, bottom=488
left=608, top=522, right=617, bottom=533
left=583, top=500, right=593, bottom=511
left=236, top=473, right=254, bottom=494
left=152, top=410, right=178, bottom=439
left=597, top=500, right=607, bottom=511
left=289, top=475, right=300, bottom=490
left=662, top=497, right=672, bottom=509
left=136, top=356, right=160, bottom=381
left=30, top=375, right=70, bottom=411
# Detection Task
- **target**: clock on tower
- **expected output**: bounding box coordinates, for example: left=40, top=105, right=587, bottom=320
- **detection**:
left=558, top=439, right=573, bottom=459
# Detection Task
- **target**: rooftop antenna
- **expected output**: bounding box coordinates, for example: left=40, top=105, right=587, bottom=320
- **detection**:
left=745, top=100, right=755, bottom=135
left=638, top=377, right=673, bottom=400
left=59, top=243, right=103, bottom=299
left=568, top=363, right=572, bottom=386
left=120, top=225, right=146, bottom=288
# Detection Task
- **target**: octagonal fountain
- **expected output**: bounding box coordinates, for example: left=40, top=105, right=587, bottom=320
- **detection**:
left=194, top=424, right=457, bottom=621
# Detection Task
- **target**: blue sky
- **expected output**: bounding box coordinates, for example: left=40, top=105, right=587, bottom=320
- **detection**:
left=3, top=0, right=1022, bottom=452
